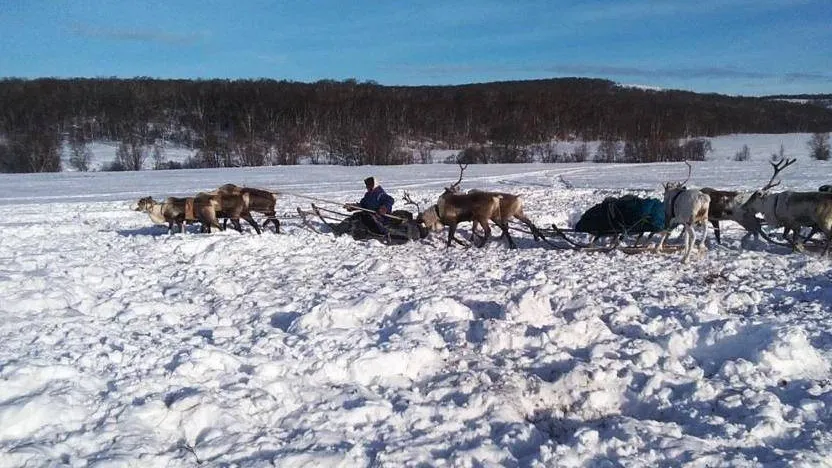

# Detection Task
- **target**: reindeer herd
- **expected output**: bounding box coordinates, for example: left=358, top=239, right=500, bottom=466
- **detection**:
left=132, top=159, right=832, bottom=262
left=132, top=184, right=280, bottom=235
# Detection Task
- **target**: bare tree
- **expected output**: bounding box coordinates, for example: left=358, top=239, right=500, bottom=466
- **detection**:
left=808, top=132, right=830, bottom=161
left=734, top=144, right=750, bottom=162
left=69, top=139, right=92, bottom=172
left=151, top=144, right=167, bottom=169
left=571, top=143, right=589, bottom=162
left=116, top=140, right=147, bottom=171
left=594, top=139, right=621, bottom=163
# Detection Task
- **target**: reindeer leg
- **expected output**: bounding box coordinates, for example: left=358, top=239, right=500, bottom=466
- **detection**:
left=682, top=224, right=694, bottom=263
left=711, top=220, right=721, bottom=245
left=447, top=223, right=467, bottom=248
left=229, top=218, right=243, bottom=233
left=468, top=220, right=481, bottom=245
left=698, top=221, right=708, bottom=249
left=499, top=223, right=516, bottom=249
left=243, top=214, right=261, bottom=235
left=263, top=216, right=280, bottom=234
left=654, top=231, right=670, bottom=252
left=480, top=222, right=493, bottom=248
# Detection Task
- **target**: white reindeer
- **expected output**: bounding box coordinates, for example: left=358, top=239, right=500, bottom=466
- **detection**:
left=746, top=190, right=832, bottom=254
left=655, top=162, right=711, bottom=262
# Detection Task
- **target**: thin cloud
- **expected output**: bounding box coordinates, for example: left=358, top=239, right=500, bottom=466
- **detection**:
left=567, top=0, right=816, bottom=22
left=387, top=63, right=832, bottom=84
left=543, top=65, right=770, bottom=80
left=783, top=72, right=832, bottom=83
left=70, top=24, right=206, bottom=46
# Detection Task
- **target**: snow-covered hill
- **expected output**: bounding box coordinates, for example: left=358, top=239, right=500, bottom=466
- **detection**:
left=1, top=158, right=831, bottom=466
left=62, top=133, right=822, bottom=172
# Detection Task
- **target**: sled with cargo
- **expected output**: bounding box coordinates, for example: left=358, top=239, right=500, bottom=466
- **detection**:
left=532, top=194, right=686, bottom=254
left=296, top=203, right=425, bottom=245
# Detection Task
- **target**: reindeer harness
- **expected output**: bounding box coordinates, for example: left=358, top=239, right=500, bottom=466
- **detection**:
left=185, top=198, right=196, bottom=221
left=667, top=189, right=685, bottom=221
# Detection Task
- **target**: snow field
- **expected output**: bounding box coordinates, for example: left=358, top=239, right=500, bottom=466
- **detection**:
left=0, top=159, right=831, bottom=466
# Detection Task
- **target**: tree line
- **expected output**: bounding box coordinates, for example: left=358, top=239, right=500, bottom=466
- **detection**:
left=1, top=77, right=832, bottom=172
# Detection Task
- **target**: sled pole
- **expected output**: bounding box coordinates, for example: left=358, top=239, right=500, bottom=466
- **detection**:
left=287, top=192, right=409, bottom=222
left=505, top=223, right=563, bottom=248
left=549, top=224, right=594, bottom=249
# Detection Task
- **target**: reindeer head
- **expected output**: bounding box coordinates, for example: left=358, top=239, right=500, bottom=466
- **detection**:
left=760, top=157, right=797, bottom=193
left=741, top=158, right=798, bottom=213
left=746, top=157, right=797, bottom=202
left=417, top=204, right=444, bottom=232
left=402, top=192, right=442, bottom=236
left=133, top=196, right=156, bottom=212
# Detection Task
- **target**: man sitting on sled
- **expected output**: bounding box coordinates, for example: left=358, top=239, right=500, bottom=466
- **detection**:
left=332, top=176, right=395, bottom=238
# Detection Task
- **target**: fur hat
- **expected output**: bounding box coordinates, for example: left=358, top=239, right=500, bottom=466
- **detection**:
left=364, top=176, right=376, bottom=189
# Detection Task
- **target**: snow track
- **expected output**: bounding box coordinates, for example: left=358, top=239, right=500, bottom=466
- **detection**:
left=1, top=161, right=831, bottom=466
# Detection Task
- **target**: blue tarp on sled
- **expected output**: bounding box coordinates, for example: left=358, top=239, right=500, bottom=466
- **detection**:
left=574, top=195, right=665, bottom=235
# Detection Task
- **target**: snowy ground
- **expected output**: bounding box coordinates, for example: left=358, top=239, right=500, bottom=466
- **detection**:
left=1, top=154, right=832, bottom=466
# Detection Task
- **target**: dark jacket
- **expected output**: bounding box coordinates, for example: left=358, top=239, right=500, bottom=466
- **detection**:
left=358, top=186, right=395, bottom=226
left=359, top=186, right=394, bottom=212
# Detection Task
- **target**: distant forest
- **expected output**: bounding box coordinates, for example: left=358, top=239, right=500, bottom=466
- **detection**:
left=1, top=77, right=832, bottom=172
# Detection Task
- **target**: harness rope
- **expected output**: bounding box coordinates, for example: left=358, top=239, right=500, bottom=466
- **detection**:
left=283, top=191, right=409, bottom=222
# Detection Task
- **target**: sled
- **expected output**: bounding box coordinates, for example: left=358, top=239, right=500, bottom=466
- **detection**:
left=533, top=195, right=686, bottom=254
left=296, top=204, right=424, bottom=245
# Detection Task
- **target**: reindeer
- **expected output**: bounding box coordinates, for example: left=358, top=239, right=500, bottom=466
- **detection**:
left=133, top=192, right=260, bottom=235
left=214, top=184, right=280, bottom=233
left=655, top=162, right=711, bottom=263
left=745, top=158, right=832, bottom=253
left=132, top=195, right=221, bottom=234
left=203, top=191, right=261, bottom=234
left=465, top=189, right=547, bottom=249
left=699, top=188, right=761, bottom=246
left=413, top=162, right=504, bottom=248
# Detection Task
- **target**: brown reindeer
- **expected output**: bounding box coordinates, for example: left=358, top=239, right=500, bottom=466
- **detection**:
left=202, top=191, right=261, bottom=234
left=133, top=195, right=221, bottom=234
left=466, top=189, right=546, bottom=248
left=700, top=188, right=761, bottom=246
left=133, top=192, right=259, bottom=234
left=214, top=184, right=280, bottom=233
left=413, top=162, right=504, bottom=247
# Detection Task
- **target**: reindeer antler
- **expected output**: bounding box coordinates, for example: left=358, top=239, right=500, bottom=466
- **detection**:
left=402, top=191, right=421, bottom=212
left=663, top=161, right=693, bottom=191
left=680, top=161, right=692, bottom=187
left=448, top=158, right=469, bottom=192
left=761, top=157, right=797, bottom=191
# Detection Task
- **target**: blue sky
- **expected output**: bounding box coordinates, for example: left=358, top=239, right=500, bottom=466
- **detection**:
left=1, top=0, right=829, bottom=96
